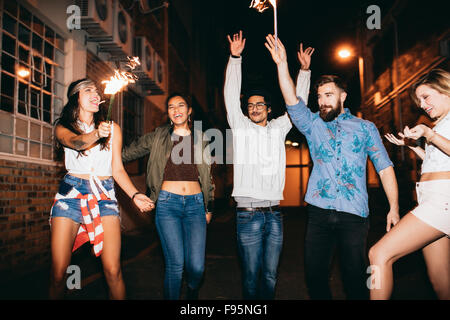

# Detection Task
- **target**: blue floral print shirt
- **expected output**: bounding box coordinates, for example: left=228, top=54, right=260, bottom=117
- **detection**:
left=287, top=99, right=393, bottom=217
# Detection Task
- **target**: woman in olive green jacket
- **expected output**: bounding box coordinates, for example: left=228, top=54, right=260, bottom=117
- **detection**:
left=122, top=93, right=214, bottom=300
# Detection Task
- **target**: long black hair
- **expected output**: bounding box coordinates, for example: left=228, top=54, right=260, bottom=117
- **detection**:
left=165, top=92, right=194, bottom=129
left=54, top=78, right=109, bottom=160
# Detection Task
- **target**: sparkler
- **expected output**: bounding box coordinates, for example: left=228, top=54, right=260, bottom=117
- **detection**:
left=249, top=0, right=278, bottom=51
left=102, top=56, right=140, bottom=121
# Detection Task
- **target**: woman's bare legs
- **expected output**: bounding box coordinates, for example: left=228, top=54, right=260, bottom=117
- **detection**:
left=49, top=217, right=80, bottom=299
left=100, top=216, right=126, bottom=300
left=368, top=212, right=444, bottom=299
left=422, top=236, right=450, bottom=299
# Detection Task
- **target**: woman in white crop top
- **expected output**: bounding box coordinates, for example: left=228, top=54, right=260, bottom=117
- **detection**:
left=369, top=69, right=450, bottom=300
left=49, top=79, right=154, bottom=299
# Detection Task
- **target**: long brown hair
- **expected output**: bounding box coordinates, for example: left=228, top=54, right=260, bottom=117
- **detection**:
left=54, top=78, right=109, bottom=159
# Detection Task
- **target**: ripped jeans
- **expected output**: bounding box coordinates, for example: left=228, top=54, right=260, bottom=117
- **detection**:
left=50, top=174, right=120, bottom=223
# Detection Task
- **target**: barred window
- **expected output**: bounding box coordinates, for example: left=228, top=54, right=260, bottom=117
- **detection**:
left=0, top=1, right=65, bottom=161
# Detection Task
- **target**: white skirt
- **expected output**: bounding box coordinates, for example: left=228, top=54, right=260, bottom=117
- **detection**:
left=412, top=179, right=450, bottom=236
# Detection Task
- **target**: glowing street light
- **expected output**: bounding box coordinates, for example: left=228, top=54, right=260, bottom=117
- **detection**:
left=337, top=47, right=352, bottom=59
left=335, top=43, right=366, bottom=125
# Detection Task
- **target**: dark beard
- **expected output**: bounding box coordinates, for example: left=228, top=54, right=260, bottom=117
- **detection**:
left=319, top=104, right=341, bottom=122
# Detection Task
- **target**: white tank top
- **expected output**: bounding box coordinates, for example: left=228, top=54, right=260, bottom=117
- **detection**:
left=421, top=112, right=450, bottom=173
left=64, top=121, right=114, bottom=199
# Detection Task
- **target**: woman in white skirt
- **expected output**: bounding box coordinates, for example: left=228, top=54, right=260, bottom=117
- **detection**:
left=369, top=68, right=450, bottom=300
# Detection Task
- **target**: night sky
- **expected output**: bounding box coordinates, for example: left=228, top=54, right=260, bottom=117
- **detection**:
left=219, top=0, right=396, bottom=142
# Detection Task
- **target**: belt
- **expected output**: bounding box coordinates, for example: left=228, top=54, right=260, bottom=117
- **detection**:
left=238, top=205, right=280, bottom=212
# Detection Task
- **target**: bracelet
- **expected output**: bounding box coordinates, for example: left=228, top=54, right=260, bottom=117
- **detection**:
left=131, top=191, right=142, bottom=201
left=231, top=54, right=240, bottom=58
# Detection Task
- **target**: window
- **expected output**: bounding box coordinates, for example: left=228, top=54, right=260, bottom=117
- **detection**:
left=0, top=2, right=65, bottom=161
left=122, top=90, right=143, bottom=147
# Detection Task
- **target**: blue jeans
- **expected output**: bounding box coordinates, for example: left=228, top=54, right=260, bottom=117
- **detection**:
left=305, top=204, right=370, bottom=300
left=155, top=190, right=207, bottom=300
left=236, top=207, right=283, bottom=300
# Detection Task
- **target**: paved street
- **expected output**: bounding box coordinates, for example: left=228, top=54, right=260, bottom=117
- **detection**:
left=0, top=199, right=436, bottom=300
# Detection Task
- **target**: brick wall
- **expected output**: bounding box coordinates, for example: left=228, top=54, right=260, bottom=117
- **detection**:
left=0, top=159, right=65, bottom=280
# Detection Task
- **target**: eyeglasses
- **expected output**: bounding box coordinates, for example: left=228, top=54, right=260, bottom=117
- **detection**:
left=247, top=102, right=267, bottom=110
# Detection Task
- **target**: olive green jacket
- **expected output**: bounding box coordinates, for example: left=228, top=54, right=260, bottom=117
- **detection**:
left=122, top=124, right=214, bottom=213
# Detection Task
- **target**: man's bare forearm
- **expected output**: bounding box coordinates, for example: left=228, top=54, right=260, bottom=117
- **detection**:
left=277, top=61, right=299, bottom=106
left=379, top=166, right=399, bottom=211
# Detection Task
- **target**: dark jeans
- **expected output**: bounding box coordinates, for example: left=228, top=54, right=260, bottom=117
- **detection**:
left=236, top=207, right=283, bottom=300
left=305, top=204, right=370, bottom=300
left=155, top=190, right=207, bottom=300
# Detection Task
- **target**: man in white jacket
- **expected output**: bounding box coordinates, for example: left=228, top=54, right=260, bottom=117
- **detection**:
left=224, top=30, right=314, bottom=299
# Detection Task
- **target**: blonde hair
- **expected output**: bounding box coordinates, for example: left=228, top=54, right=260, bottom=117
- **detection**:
left=410, top=68, right=450, bottom=106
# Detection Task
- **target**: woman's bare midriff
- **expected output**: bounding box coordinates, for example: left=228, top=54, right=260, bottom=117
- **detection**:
left=69, top=173, right=111, bottom=180
left=420, top=171, right=450, bottom=182
left=161, top=181, right=201, bottom=195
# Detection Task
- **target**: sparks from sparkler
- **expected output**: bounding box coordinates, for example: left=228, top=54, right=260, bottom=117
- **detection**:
left=249, top=0, right=278, bottom=51
left=102, top=56, right=140, bottom=121
left=126, top=56, right=141, bottom=70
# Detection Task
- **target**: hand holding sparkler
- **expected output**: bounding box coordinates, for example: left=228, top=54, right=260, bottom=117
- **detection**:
left=96, top=121, right=112, bottom=139
left=297, top=43, right=315, bottom=70
left=265, top=34, right=286, bottom=65
left=266, top=34, right=298, bottom=106
left=227, top=30, right=246, bottom=57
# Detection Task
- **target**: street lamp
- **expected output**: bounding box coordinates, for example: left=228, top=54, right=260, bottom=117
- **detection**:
left=337, top=48, right=352, bottom=59
left=336, top=44, right=365, bottom=99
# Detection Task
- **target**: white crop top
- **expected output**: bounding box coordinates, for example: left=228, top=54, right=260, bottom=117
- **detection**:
left=64, top=121, right=113, bottom=199
left=421, top=112, right=450, bottom=173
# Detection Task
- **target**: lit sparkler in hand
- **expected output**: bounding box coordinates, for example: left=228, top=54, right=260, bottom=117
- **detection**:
left=102, top=56, right=140, bottom=121
left=249, top=0, right=278, bottom=51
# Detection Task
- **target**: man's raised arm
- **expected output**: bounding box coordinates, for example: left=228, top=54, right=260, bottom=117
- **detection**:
left=264, top=34, right=298, bottom=106
left=265, top=34, right=314, bottom=136
left=224, top=30, right=247, bottom=129
left=296, top=43, right=314, bottom=104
